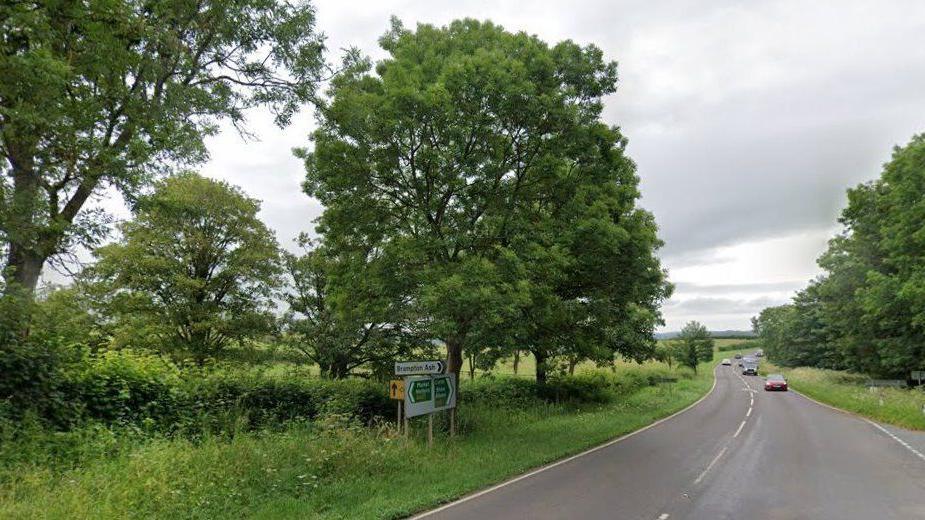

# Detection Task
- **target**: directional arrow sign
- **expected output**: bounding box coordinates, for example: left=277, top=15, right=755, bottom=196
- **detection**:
left=388, top=379, right=405, bottom=400
left=404, top=374, right=456, bottom=417
left=395, top=360, right=446, bottom=376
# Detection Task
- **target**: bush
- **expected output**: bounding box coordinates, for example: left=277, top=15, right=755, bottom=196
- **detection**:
left=62, top=350, right=185, bottom=427
left=460, top=377, right=539, bottom=408
left=187, top=372, right=392, bottom=431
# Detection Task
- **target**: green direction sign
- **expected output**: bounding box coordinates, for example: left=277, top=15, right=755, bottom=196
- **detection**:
left=404, top=374, right=456, bottom=418
left=408, top=379, right=432, bottom=403
left=434, top=377, right=450, bottom=407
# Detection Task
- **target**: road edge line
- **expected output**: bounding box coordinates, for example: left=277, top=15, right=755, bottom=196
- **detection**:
left=789, top=388, right=925, bottom=463
left=409, top=367, right=721, bottom=519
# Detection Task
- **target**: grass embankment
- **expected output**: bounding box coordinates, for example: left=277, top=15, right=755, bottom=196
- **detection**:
left=0, top=359, right=719, bottom=519
left=761, top=361, right=925, bottom=431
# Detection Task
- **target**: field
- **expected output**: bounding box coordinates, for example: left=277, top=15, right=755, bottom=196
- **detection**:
left=760, top=361, right=925, bottom=431
left=0, top=345, right=746, bottom=520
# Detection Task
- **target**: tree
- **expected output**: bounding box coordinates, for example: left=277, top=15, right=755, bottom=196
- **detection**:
left=301, top=18, right=669, bottom=385
left=1, top=0, right=326, bottom=298
left=88, top=173, right=280, bottom=364
left=282, top=236, right=421, bottom=378
left=754, top=133, right=925, bottom=377
left=676, top=321, right=713, bottom=373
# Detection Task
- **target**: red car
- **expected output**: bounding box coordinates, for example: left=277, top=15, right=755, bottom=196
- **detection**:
left=764, top=374, right=788, bottom=391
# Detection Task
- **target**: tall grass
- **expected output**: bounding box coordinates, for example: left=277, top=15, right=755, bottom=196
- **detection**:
left=0, top=361, right=715, bottom=519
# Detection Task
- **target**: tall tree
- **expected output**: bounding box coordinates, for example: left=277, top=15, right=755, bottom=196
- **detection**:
left=755, top=133, right=925, bottom=377
left=87, top=173, right=280, bottom=364
left=301, top=18, right=668, bottom=384
left=676, top=321, right=713, bottom=374
left=0, top=0, right=326, bottom=297
left=283, top=236, right=421, bottom=378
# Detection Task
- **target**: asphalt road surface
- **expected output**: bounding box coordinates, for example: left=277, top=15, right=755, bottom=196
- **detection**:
left=417, top=365, right=925, bottom=520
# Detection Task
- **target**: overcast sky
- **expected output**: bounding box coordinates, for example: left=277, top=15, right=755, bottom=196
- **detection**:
left=72, top=0, right=925, bottom=331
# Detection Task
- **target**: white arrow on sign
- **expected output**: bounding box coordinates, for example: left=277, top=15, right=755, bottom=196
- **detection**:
left=394, top=360, right=445, bottom=376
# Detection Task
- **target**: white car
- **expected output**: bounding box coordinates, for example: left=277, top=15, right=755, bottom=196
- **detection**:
left=721, top=358, right=732, bottom=366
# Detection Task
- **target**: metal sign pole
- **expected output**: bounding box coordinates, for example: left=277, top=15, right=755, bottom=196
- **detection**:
left=397, top=400, right=403, bottom=435
left=428, top=413, right=434, bottom=448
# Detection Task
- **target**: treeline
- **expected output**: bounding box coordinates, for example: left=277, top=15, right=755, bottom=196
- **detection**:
left=754, top=134, right=925, bottom=378
left=2, top=12, right=672, bottom=430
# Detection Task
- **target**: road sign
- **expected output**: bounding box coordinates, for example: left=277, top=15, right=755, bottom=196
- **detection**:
left=389, top=379, right=405, bottom=400
left=404, top=374, right=456, bottom=418
left=395, top=360, right=445, bottom=376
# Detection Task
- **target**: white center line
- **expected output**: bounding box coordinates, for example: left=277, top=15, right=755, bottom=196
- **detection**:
left=658, top=514, right=670, bottom=520
left=746, top=407, right=752, bottom=417
left=694, top=446, right=728, bottom=484
left=734, top=420, right=747, bottom=438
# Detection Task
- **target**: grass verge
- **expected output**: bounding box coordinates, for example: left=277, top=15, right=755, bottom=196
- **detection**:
left=0, top=360, right=717, bottom=519
left=761, top=361, right=925, bottom=431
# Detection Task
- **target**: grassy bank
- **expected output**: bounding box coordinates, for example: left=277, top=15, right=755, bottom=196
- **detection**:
left=0, top=360, right=717, bottom=519
left=761, top=362, right=925, bottom=431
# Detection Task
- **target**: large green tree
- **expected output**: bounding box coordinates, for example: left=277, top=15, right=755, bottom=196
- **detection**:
left=283, top=236, right=423, bottom=378
left=0, top=0, right=326, bottom=298
left=755, top=134, right=925, bottom=377
left=302, top=18, right=669, bottom=384
left=88, top=173, right=280, bottom=364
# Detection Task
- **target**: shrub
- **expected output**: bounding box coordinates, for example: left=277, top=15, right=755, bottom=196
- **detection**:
left=61, top=350, right=185, bottom=427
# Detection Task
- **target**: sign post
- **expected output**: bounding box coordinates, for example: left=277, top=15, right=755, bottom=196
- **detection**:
left=388, top=379, right=406, bottom=435
left=395, top=362, right=455, bottom=447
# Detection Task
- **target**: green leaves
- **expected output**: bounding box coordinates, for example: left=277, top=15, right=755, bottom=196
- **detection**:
left=1, top=0, right=326, bottom=294
left=87, top=173, right=281, bottom=363
left=303, top=18, right=669, bottom=380
left=756, top=134, right=925, bottom=377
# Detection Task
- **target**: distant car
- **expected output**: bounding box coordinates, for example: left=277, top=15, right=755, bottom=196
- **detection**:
left=734, top=354, right=742, bottom=359
left=765, top=374, right=788, bottom=391
left=742, top=360, right=759, bottom=376
left=721, top=358, right=732, bottom=366
left=755, top=351, right=764, bottom=358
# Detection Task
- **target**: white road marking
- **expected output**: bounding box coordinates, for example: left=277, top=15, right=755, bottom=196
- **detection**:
left=865, top=420, right=925, bottom=463
left=410, top=369, right=722, bottom=518
left=658, top=514, right=670, bottom=519
left=746, top=407, right=752, bottom=417
left=734, top=420, right=747, bottom=438
left=790, top=388, right=925, bottom=465
left=694, top=446, right=727, bottom=484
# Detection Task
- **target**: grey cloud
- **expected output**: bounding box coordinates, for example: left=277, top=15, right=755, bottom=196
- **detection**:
left=664, top=296, right=787, bottom=317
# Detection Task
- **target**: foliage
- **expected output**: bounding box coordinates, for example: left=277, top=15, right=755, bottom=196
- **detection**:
left=87, top=173, right=282, bottom=364
left=0, top=361, right=715, bottom=519
left=282, top=236, right=422, bottom=378
left=0, top=0, right=326, bottom=297
left=301, top=18, right=669, bottom=384
left=674, top=321, right=714, bottom=373
left=755, top=134, right=925, bottom=377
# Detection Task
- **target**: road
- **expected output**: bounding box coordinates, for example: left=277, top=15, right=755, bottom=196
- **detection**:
left=417, top=364, right=925, bottom=520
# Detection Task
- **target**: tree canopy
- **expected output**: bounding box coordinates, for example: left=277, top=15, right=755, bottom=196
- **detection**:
left=1, top=0, right=326, bottom=298
left=87, top=173, right=281, bottom=363
left=755, top=134, right=925, bottom=377
left=301, top=18, right=670, bottom=383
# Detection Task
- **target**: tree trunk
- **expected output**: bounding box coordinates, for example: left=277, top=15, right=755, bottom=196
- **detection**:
left=533, top=349, right=548, bottom=385
left=445, top=334, right=465, bottom=389
left=4, top=244, right=44, bottom=296
left=568, top=358, right=577, bottom=376
left=4, top=155, right=46, bottom=298
left=512, top=350, right=520, bottom=375
left=467, top=351, right=476, bottom=380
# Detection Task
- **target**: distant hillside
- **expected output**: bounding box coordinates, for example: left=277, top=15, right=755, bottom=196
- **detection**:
left=655, top=330, right=756, bottom=340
